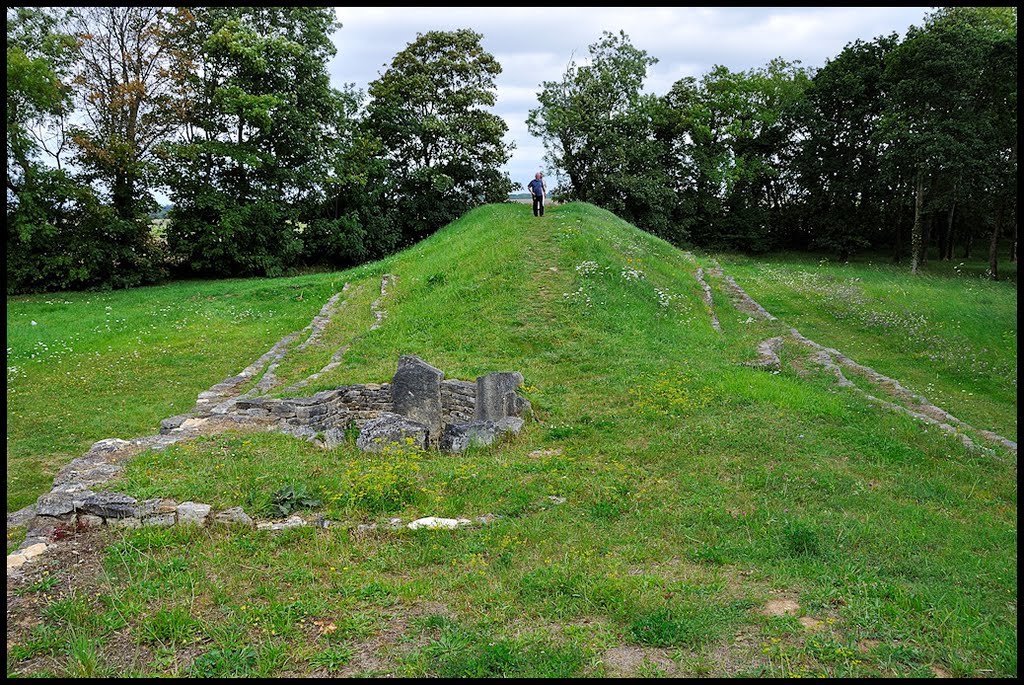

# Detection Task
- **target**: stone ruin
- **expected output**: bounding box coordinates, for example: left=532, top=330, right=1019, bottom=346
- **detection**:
left=169, top=354, right=532, bottom=454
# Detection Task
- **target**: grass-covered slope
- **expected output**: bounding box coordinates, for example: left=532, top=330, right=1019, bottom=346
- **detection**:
left=5, top=203, right=1017, bottom=677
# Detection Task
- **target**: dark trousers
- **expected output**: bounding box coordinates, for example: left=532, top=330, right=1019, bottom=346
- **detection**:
left=532, top=194, right=544, bottom=216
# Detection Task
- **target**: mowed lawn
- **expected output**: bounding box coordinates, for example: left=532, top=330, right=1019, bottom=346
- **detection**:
left=5, top=203, right=1017, bottom=677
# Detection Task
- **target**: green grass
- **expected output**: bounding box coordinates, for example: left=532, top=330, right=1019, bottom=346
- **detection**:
left=715, top=250, right=1017, bottom=442
left=5, top=203, right=1017, bottom=677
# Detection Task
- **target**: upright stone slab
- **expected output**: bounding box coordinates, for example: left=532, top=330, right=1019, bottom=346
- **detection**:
left=391, top=355, right=444, bottom=441
left=474, top=372, right=525, bottom=422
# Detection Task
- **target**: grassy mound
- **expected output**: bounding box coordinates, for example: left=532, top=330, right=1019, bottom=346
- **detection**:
left=5, top=202, right=1016, bottom=677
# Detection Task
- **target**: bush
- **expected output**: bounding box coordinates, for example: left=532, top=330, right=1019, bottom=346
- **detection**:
left=6, top=171, right=166, bottom=294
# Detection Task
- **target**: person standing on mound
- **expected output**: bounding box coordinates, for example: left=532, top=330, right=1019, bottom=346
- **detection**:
left=528, top=172, right=546, bottom=217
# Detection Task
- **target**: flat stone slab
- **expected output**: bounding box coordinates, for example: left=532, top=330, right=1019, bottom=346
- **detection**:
left=177, top=502, right=211, bottom=526
left=35, top=492, right=76, bottom=517
left=77, top=492, right=138, bottom=519
left=357, top=413, right=428, bottom=452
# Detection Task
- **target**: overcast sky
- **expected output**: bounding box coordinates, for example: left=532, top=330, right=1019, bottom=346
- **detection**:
left=328, top=6, right=932, bottom=191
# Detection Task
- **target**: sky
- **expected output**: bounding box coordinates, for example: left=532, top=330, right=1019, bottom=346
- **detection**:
left=328, top=6, right=932, bottom=191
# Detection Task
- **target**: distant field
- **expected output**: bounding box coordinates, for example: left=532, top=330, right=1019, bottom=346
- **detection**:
left=6, top=203, right=1016, bottom=677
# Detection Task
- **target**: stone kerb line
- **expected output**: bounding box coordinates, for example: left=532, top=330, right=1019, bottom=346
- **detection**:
left=693, top=266, right=722, bottom=333
left=713, top=266, right=1016, bottom=456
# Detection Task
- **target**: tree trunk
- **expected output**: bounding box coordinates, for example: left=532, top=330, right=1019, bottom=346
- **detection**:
left=921, top=209, right=935, bottom=267
left=113, top=172, right=133, bottom=220
left=893, top=194, right=904, bottom=264
left=942, top=202, right=955, bottom=260
left=963, top=231, right=972, bottom=259
left=988, top=206, right=1002, bottom=280
left=910, top=167, right=926, bottom=274
left=1011, top=211, right=1017, bottom=263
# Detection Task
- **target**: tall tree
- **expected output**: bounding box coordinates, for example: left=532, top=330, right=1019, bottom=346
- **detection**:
left=161, top=6, right=351, bottom=276
left=796, top=35, right=899, bottom=260
left=881, top=7, right=1016, bottom=274
left=7, top=7, right=164, bottom=294
left=662, top=59, right=809, bottom=251
left=363, top=28, right=514, bottom=242
left=6, top=7, right=75, bottom=197
left=527, top=31, right=679, bottom=240
left=70, top=7, right=173, bottom=219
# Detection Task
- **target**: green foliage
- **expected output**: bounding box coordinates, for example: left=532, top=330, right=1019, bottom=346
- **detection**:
left=413, top=619, right=585, bottom=678
left=630, top=607, right=717, bottom=647
left=342, top=442, right=425, bottom=514
left=363, top=28, right=515, bottom=244
left=7, top=170, right=166, bottom=294
left=160, top=7, right=352, bottom=277
left=268, top=483, right=323, bottom=518
left=4, top=203, right=1017, bottom=677
left=308, top=645, right=354, bottom=673
left=662, top=59, right=810, bottom=252
left=188, top=647, right=258, bottom=678
left=68, top=8, right=169, bottom=221
left=782, top=520, right=824, bottom=558
left=528, top=31, right=680, bottom=242
left=140, top=606, right=202, bottom=645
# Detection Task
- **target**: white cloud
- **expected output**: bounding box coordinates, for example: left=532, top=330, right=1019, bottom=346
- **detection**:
left=328, top=6, right=931, bottom=186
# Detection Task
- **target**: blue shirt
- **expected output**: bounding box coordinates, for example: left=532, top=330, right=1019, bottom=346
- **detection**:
left=528, top=179, right=545, bottom=196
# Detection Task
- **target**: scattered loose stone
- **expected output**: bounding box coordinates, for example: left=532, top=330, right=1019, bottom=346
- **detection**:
left=77, top=514, right=104, bottom=528
left=476, top=513, right=498, bottom=525
left=176, top=502, right=211, bottom=526
left=547, top=496, right=567, bottom=505
left=214, top=507, right=254, bottom=527
left=109, top=517, right=141, bottom=529
left=407, top=517, right=473, bottom=530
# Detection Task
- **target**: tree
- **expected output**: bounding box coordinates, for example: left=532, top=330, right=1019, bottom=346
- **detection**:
left=662, top=59, right=810, bottom=251
left=797, top=35, right=899, bottom=260
left=160, top=6, right=351, bottom=276
left=881, top=7, right=1016, bottom=274
left=8, top=7, right=161, bottom=294
left=527, top=31, right=680, bottom=240
left=363, top=29, right=514, bottom=242
left=69, top=7, right=173, bottom=220
left=6, top=7, right=75, bottom=198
